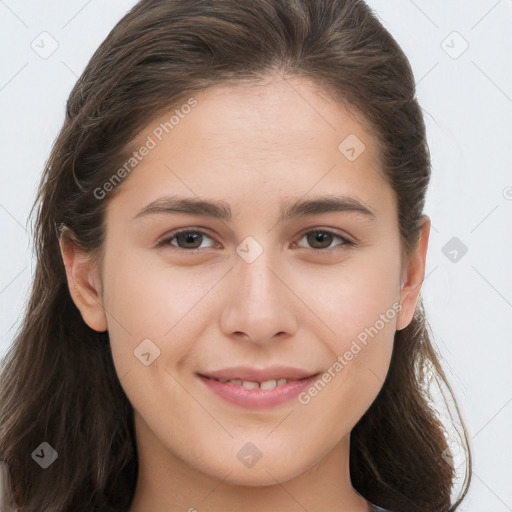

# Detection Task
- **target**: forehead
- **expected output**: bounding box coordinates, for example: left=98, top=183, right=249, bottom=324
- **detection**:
left=152, top=76, right=377, bottom=159
left=109, top=75, right=394, bottom=223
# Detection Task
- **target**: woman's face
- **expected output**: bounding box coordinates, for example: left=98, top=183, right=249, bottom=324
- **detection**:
left=66, top=75, right=428, bottom=487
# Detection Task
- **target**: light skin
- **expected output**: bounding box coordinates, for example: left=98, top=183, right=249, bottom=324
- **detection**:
left=59, top=74, right=430, bottom=512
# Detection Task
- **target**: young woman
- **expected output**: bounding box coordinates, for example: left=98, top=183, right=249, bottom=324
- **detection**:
left=0, top=0, right=472, bottom=511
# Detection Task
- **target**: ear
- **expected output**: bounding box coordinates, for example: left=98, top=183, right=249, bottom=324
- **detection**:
left=59, top=229, right=108, bottom=332
left=396, top=215, right=431, bottom=331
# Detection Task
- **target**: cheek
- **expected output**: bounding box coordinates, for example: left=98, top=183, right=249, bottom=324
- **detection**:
left=101, top=246, right=222, bottom=383
left=303, top=246, right=401, bottom=346
left=102, top=245, right=219, bottom=337
left=296, top=247, right=399, bottom=409
left=297, top=293, right=396, bottom=440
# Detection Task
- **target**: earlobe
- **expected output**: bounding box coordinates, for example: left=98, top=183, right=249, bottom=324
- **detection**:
left=396, top=216, right=431, bottom=331
left=58, top=230, right=108, bottom=332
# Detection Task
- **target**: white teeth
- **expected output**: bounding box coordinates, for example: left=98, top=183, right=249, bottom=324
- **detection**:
left=241, top=380, right=259, bottom=389
left=222, top=378, right=290, bottom=389
left=260, top=379, right=277, bottom=390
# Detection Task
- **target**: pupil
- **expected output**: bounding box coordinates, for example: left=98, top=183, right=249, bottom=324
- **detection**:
left=308, top=231, right=332, bottom=249
left=180, top=232, right=201, bottom=248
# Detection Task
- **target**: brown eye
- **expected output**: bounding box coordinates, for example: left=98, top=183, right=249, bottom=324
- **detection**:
left=296, top=230, right=354, bottom=251
left=174, top=232, right=204, bottom=249
left=157, top=230, right=216, bottom=250
left=307, top=231, right=334, bottom=249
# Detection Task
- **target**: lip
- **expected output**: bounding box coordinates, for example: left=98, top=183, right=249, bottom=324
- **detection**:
left=197, top=365, right=321, bottom=409
left=199, top=365, right=318, bottom=382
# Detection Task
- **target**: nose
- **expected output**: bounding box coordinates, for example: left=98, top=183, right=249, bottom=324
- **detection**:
left=219, top=247, right=299, bottom=345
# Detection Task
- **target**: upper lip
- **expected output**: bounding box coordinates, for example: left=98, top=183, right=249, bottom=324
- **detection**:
left=199, top=365, right=320, bottom=383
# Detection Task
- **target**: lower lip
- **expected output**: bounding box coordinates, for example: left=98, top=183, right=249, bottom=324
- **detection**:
left=198, top=374, right=319, bottom=408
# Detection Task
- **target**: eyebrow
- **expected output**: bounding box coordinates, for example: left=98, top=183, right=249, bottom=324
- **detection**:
left=132, top=194, right=377, bottom=223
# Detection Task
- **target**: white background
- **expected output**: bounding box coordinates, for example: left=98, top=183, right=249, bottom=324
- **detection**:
left=0, top=1, right=511, bottom=510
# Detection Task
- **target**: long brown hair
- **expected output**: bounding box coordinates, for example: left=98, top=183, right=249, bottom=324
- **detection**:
left=0, top=0, right=472, bottom=510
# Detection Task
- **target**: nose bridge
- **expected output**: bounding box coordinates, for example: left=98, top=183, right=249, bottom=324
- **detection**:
left=220, top=240, right=297, bottom=343
left=239, top=249, right=280, bottom=305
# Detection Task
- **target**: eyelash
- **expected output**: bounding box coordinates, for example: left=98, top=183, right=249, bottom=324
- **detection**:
left=156, top=228, right=356, bottom=254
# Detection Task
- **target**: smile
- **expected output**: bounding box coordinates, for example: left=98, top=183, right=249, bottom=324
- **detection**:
left=208, top=376, right=294, bottom=389
left=197, top=371, right=321, bottom=408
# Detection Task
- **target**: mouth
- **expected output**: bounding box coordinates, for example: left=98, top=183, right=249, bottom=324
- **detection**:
left=197, top=366, right=321, bottom=408
left=200, top=375, right=313, bottom=390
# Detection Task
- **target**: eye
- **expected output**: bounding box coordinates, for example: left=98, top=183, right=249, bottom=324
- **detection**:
left=157, top=229, right=217, bottom=251
left=156, top=228, right=355, bottom=253
left=294, top=229, right=355, bottom=252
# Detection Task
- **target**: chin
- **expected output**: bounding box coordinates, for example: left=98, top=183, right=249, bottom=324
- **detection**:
left=196, top=455, right=310, bottom=487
